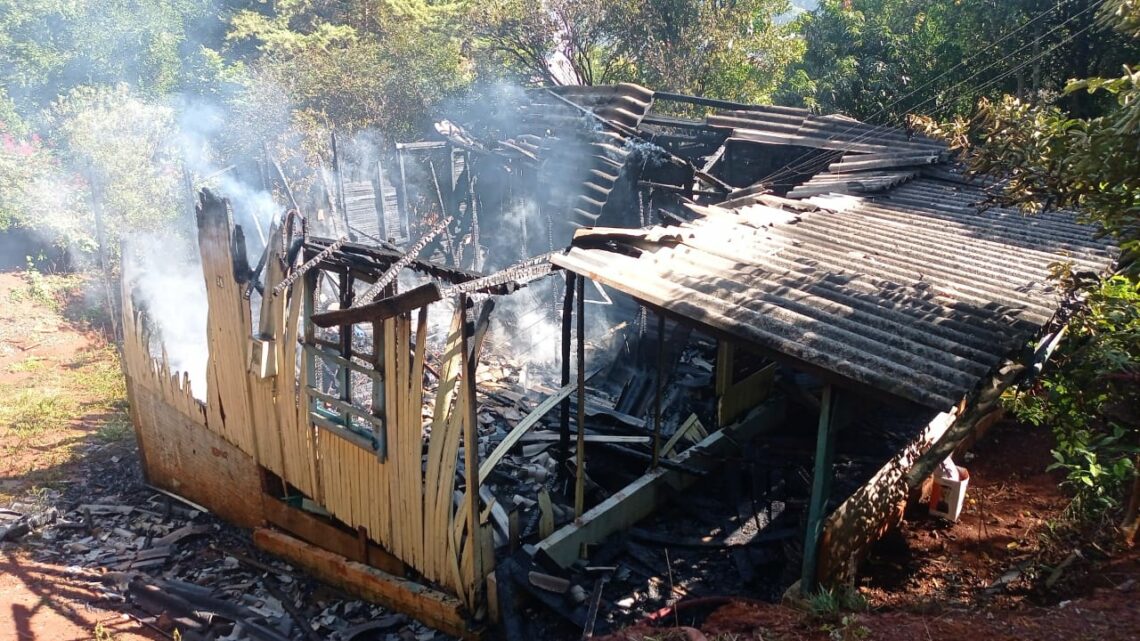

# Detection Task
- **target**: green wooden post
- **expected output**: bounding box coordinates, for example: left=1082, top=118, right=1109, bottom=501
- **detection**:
left=801, top=384, right=839, bottom=592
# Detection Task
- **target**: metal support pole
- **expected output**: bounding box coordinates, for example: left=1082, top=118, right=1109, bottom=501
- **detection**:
left=339, top=272, right=354, bottom=407
left=559, top=273, right=576, bottom=480
left=574, top=275, right=586, bottom=518
left=802, top=384, right=839, bottom=593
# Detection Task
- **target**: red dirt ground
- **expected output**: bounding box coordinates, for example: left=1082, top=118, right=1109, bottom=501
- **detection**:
left=0, top=271, right=162, bottom=641
left=599, top=420, right=1140, bottom=641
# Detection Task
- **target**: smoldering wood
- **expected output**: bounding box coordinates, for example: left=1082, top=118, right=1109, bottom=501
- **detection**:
left=311, top=283, right=443, bottom=327
left=117, top=81, right=1118, bottom=633
left=273, top=235, right=348, bottom=296
left=560, top=272, right=576, bottom=478
left=356, top=215, right=453, bottom=304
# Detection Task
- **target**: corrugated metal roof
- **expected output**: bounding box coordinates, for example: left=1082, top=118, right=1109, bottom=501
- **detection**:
left=551, top=175, right=1118, bottom=410
left=488, top=84, right=655, bottom=228
left=714, top=113, right=946, bottom=155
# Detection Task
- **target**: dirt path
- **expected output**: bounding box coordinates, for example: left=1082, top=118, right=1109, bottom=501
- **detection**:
left=0, top=269, right=447, bottom=641
left=0, top=270, right=160, bottom=640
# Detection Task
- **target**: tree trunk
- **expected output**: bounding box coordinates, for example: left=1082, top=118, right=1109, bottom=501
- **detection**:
left=1122, top=455, right=1140, bottom=546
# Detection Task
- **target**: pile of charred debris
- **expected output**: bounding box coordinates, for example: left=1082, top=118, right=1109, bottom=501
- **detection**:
left=1, top=443, right=446, bottom=641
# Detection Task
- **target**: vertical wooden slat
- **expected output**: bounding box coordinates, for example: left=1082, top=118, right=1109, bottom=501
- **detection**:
left=408, top=307, right=429, bottom=569
left=423, top=307, right=465, bottom=582
left=460, top=295, right=483, bottom=609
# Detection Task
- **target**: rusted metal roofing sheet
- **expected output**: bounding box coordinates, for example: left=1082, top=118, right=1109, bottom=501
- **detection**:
left=551, top=175, right=1118, bottom=410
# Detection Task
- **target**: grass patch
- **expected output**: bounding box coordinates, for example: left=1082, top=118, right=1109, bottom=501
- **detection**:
left=93, top=620, right=118, bottom=641
left=7, top=356, right=48, bottom=374
left=0, top=387, right=76, bottom=436
left=68, top=346, right=126, bottom=410
left=95, top=415, right=133, bottom=443
left=7, top=268, right=86, bottom=313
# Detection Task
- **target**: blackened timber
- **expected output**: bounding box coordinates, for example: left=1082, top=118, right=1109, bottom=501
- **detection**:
left=274, top=236, right=348, bottom=296
left=560, top=273, right=576, bottom=477
left=652, top=313, right=664, bottom=469
left=357, top=216, right=454, bottom=303
left=304, top=238, right=481, bottom=288
left=574, top=274, right=587, bottom=518
left=440, top=253, right=555, bottom=297
left=311, top=283, right=443, bottom=328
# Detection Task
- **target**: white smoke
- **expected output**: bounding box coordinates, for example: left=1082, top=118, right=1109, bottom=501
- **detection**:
left=124, top=232, right=209, bottom=398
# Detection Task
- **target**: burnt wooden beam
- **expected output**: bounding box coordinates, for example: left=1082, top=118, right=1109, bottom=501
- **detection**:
left=574, top=274, right=587, bottom=518
left=358, top=216, right=453, bottom=303
left=310, top=283, right=442, bottom=328
left=253, top=528, right=479, bottom=639
left=560, top=273, right=576, bottom=478
left=536, top=398, right=786, bottom=568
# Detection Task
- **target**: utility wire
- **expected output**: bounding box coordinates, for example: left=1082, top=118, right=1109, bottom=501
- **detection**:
left=755, top=0, right=1105, bottom=188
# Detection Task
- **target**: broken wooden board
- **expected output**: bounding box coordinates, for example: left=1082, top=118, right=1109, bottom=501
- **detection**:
left=261, top=497, right=405, bottom=577
left=535, top=397, right=786, bottom=568
left=478, top=380, right=579, bottom=485
left=253, top=528, right=480, bottom=640
left=310, top=283, right=442, bottom=327
left=129, top=385, right=265, bottom=529
left=660, top=413, right=704, bottom=458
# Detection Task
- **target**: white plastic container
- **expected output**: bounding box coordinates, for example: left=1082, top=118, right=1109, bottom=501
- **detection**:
left=929, top=466, right=970, bottom=522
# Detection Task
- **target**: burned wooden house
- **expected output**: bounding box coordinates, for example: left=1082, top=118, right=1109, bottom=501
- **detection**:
left=120, top=84, right=1119, bottom=637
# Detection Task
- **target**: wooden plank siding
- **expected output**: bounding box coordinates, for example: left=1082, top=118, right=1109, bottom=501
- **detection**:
left=120, top=190, right=491, bottom=623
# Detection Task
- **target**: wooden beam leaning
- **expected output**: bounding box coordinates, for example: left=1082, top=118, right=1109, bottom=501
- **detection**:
left=478, top=381, right=580, bottom=485
left=536, top=398, right=786, bottom=568
left=311, top=283, right=443, bottom=328
left=252, top=529, right=478, bottom=640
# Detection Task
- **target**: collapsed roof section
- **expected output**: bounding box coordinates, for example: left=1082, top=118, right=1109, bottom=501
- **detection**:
left=331, top=82, right=1119, bottom=410
left=553, top=166, right=1118, bottom=410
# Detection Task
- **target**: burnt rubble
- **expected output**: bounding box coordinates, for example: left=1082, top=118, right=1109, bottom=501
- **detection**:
left=1, top=444, right=451, bottom=641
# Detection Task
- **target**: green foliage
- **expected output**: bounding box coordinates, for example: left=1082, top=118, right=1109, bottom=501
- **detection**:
left=0, top=387, right=75, bottom=436
left=469, top=0, right=804, bottom=104
left=912, top=1, right=1140, bottom=530
left=791, top=0, right=1140, bottom=119
left=806, top=585, right=868, bottom=620
left=1007, top=275, right=1140, bottom=518
left=42, top=84, right=181, bottom=261
left=0, top=0, right=216, bottom=110
left=227, top=0, right=474, bottom=140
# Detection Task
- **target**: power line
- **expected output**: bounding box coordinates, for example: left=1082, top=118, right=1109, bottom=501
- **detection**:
left=755, top=0, right=1105, bottom=188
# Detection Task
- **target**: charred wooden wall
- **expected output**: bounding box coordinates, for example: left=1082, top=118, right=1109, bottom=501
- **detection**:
left=120, top=190, right=492, bottom=628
